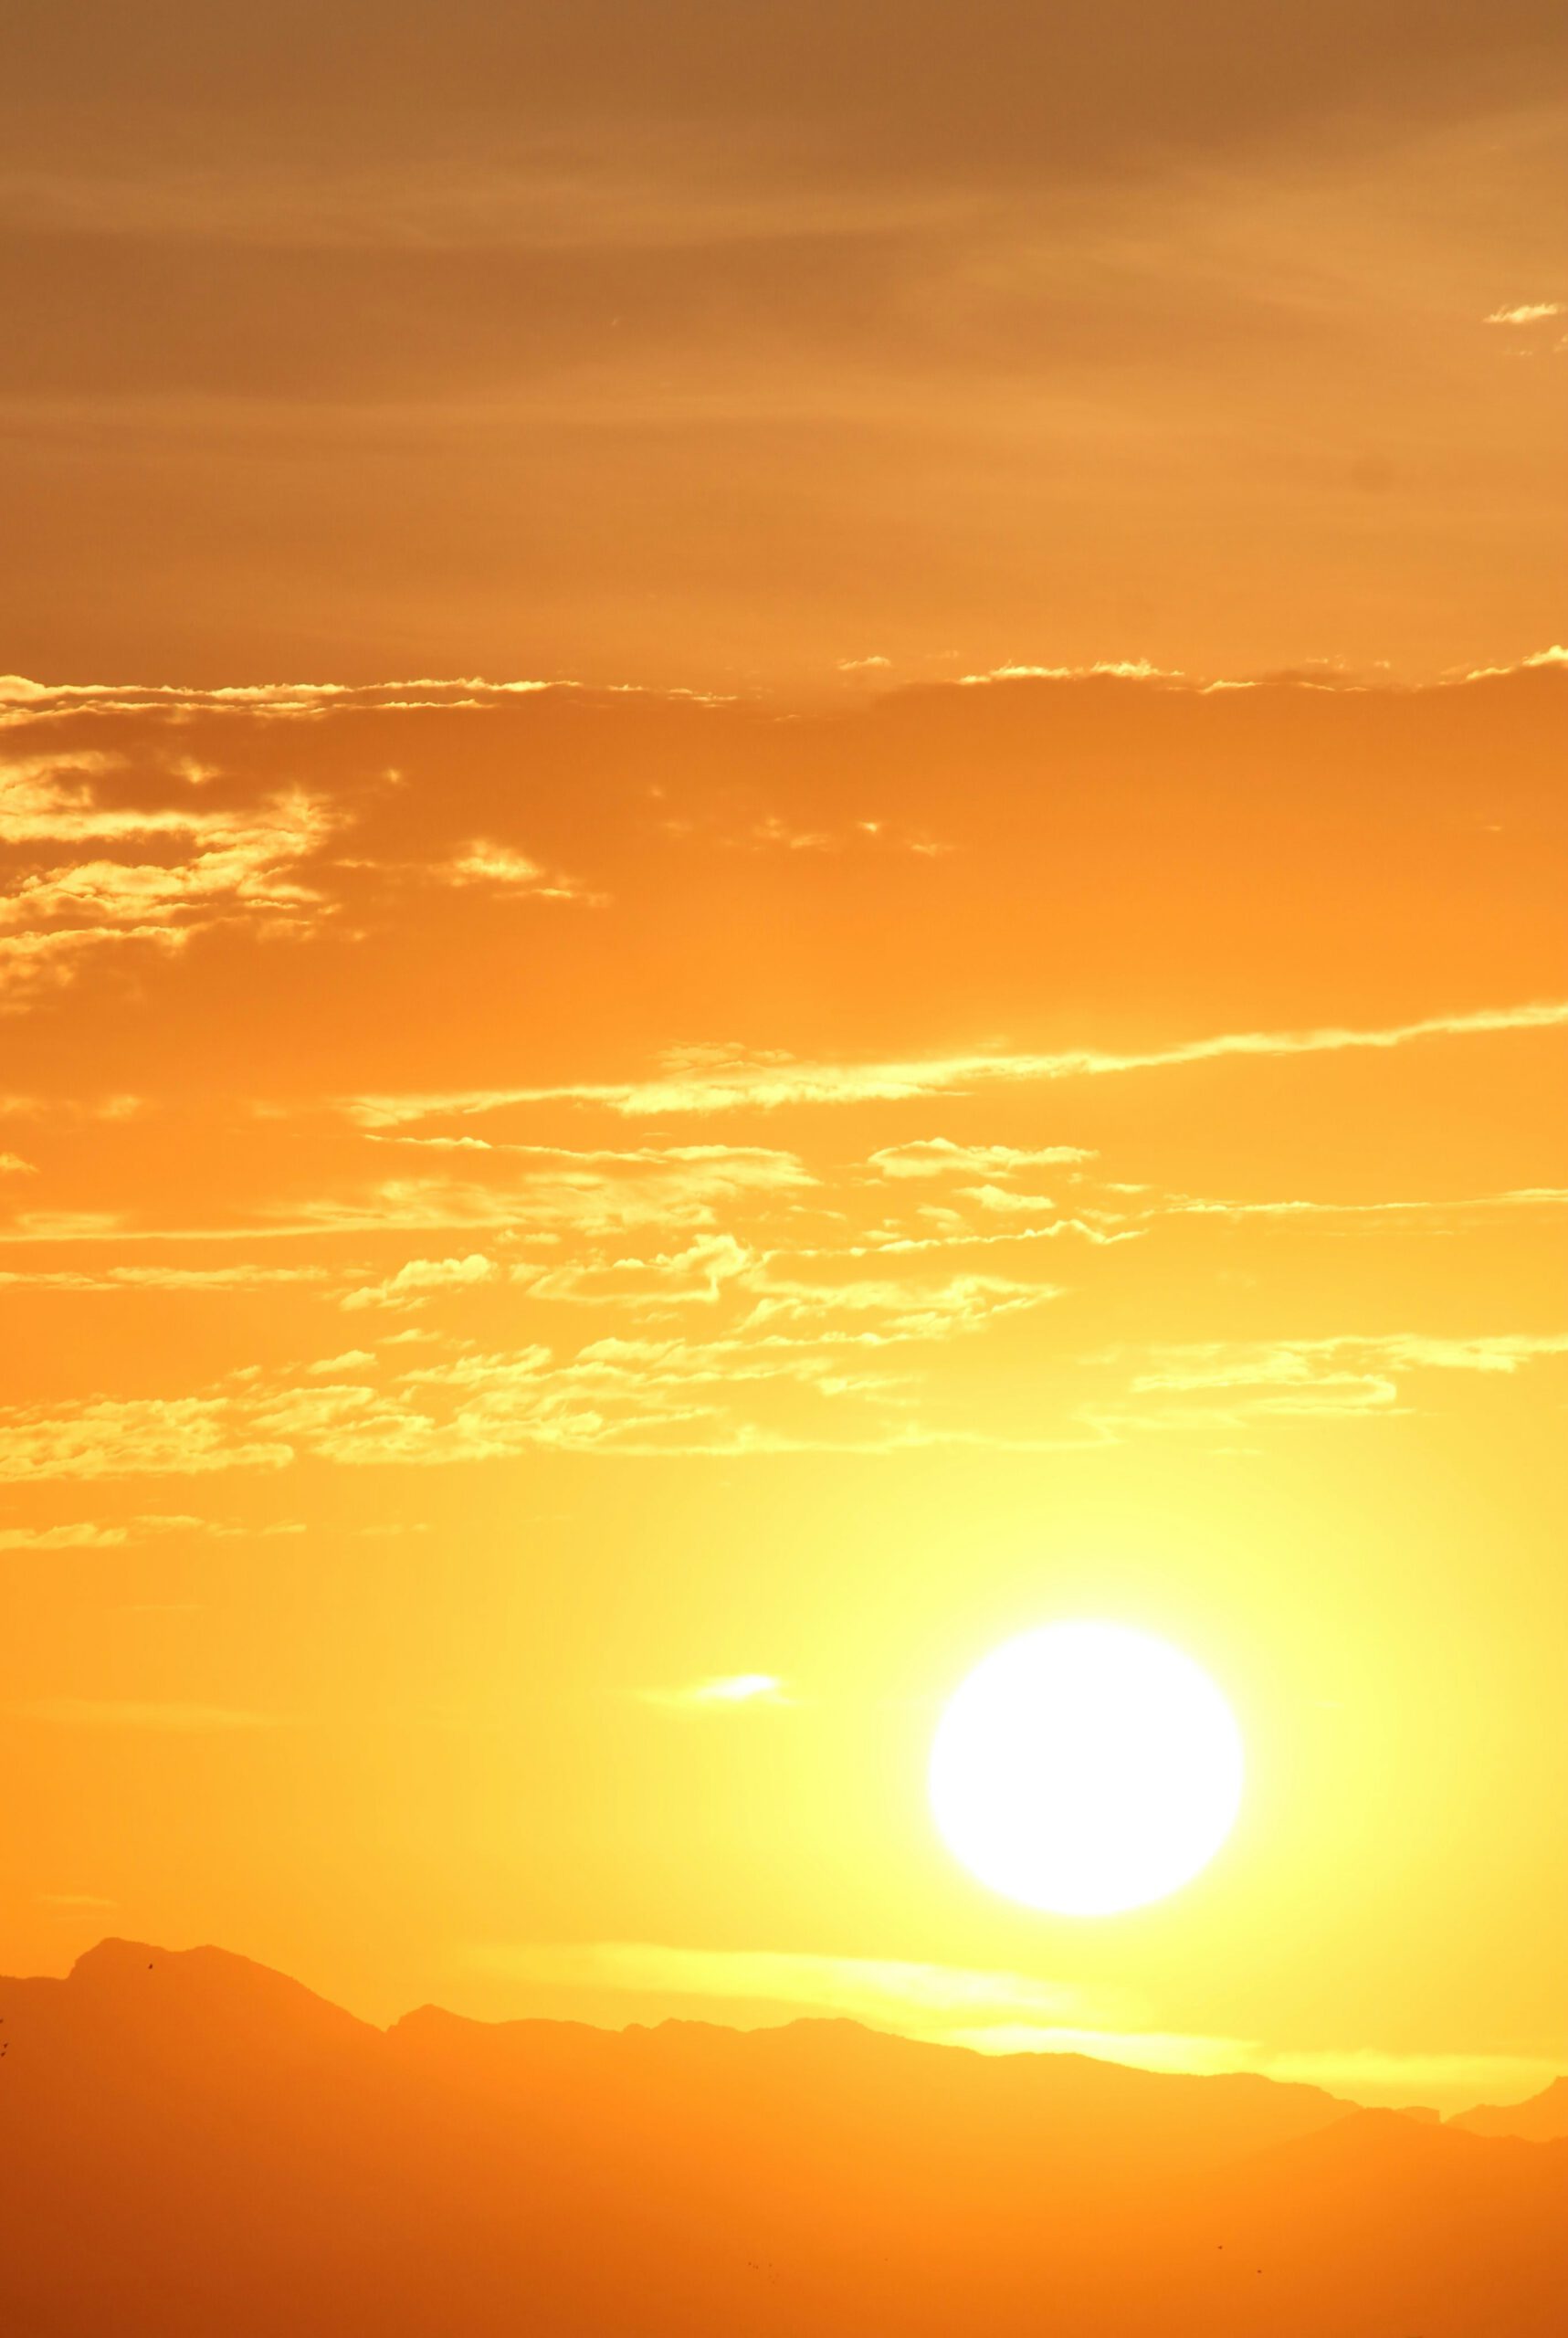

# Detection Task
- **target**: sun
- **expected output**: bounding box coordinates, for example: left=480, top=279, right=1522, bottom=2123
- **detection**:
left=929, top=1622, right=1245, bottom=1916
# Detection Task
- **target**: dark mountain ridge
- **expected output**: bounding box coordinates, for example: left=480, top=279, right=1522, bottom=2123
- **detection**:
left=0, top=1939, right=1562, bottom=2336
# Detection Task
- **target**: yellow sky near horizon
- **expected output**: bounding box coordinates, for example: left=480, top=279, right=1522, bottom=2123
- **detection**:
left=2, top=664, right=1564, bottom=2112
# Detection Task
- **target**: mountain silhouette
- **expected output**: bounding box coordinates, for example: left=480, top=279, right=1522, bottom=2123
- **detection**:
left=0, top=1940, right=1562, bottom=2335
left=1450, top=2075, right=1568, bottom=2142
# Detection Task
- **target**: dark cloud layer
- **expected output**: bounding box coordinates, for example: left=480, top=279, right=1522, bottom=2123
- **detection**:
left=4, top=5, right=1566, bottom=688
left=8, top=4, right=1563, bottom=184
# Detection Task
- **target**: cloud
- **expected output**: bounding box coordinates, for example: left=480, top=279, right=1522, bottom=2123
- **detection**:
left=340, top=1252, right=500, bottom=1311
left=960, top=1184, right=1066, bottom=1215
left=1142, top=1185, right=1568, bottom=1228
left=1116, top=1329, right=1568, bottom=1423
left=738, top=1268, right=1058, bottom=1343
left=461, top=1941, right=1565, bottom=2105
left=639, top=1673, right=791, bottom=1710
left=869, top=1139, right=1094, bottom=1179
left=0, top=1264, right=338, bottom=1291
left=466, top=1941, right=1099, bottom=2032
left=1257, top=2047, right=1568, bottom=2101
left=0, top=922, right=193, bottom=1003
left=0, top=1512, right=303, bottom=1548
left=1485, top=302, right=1563, bottom=325
left=0, top=679, right=705, bottom=732
left=440, top=840, right=605, bottom=904
left=0, top=1521, right=130, bottom=1550
left=345, top=997, right=1568, bottom=1124
left=958, top=658, right=1175, bottom=686
left=290, top=1148, right=815, bottom=1243
left=0, top=754, right=339, bottom=998
left=0, top=1397, right=292, bottom=1480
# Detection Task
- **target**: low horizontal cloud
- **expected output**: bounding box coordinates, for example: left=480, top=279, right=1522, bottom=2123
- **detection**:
left=0, top=1263, right=337, bottom=1291
left=0, top=1520, right=130, bottom=1550
left=638, top=1673, right=790, bottom=1711
left=869, top=1139, right=1094, bottom=1179
left=1109, top=1328, right=1568, bottom=1427
left=0, top=1513, right=302, bottom=1548
left=346, top=997, right=1568, bottom=1125
left=1258, top=2046, right=1567, bottom=2102
left=462, top=1940, right=1563, bottom=2107
left=0, top=678, right=570, bottom=729
left=466, top=1941, right=1100, bottom=2032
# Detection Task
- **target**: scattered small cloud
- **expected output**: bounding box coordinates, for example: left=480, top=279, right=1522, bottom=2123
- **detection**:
left=869, top=1140, right=1094, bottom=1180
left=0, top=1521, right=130, bottom=1550
left=345, top=997, right=1568, bottom=1124
left=440, top=841, right=605, bottom=904
left=640, top=1672, right=791, bottom=1711
left=1485, top=302, right=1563, bottom=325
left=341, top=1253, right=500, bottom=1311
left=958, top=658, right=1174, bottom=686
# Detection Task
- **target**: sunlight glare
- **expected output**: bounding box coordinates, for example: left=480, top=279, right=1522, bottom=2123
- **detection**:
left=929, top=1622, right=1245, bottom=1917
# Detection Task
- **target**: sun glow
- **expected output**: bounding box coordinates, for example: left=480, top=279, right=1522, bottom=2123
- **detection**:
left=929, top=1623, right=1245, bottom=1917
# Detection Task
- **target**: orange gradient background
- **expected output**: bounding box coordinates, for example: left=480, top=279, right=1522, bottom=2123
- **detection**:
left=3, top=0, right=1566, bottom=2124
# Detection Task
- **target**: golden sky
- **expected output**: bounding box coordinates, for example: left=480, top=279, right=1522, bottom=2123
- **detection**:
left=2, top=668, right=1564, bottom=2108
left=2, top=5, right=1565, bottom=2115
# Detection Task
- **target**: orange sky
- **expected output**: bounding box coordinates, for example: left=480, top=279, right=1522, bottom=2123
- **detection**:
left=2, top=669, right=1564, bottom=2108
left=3, top=5, right=1566, bottom=2114
left=3, top=3, right=1568, bottom=686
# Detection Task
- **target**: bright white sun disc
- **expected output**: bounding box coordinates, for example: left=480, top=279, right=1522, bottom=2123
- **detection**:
left=929, top=1622, right=1244, bottom=1916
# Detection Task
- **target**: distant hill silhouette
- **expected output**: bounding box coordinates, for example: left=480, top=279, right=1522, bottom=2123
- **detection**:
left=1451, top=2075, right=1568, bottom=2142
left=0, top=1940, right=1562, bottom=2335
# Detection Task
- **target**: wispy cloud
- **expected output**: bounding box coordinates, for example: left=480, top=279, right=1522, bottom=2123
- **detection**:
left=869, top=1139, right=1094, bottom=1179
left=1109, top=1329, right=1568, bottom=1426
left=345, top=998, right=1568, bottom=1126
left=0, top=1513, right=303, bottom=1548
left=466, top=1941, right=1100, bottom=2030
left=340, top=1252, right=500, bottom=1311
left=0, top=1521, right=131, bottom=1550
left=1258, top=2046, right=1568, bottom=2101
left=439, top=840, right=605, bottom=904
left=0, top=753, right=338, bottom=999
left=638, top=1673, right=791, bottom=1711
left=0, top=1397, right=291, bottom=1481
left=463, top=1941, right=1564, bottom=2106
left=1485, top=302, right=1563, bottom=325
